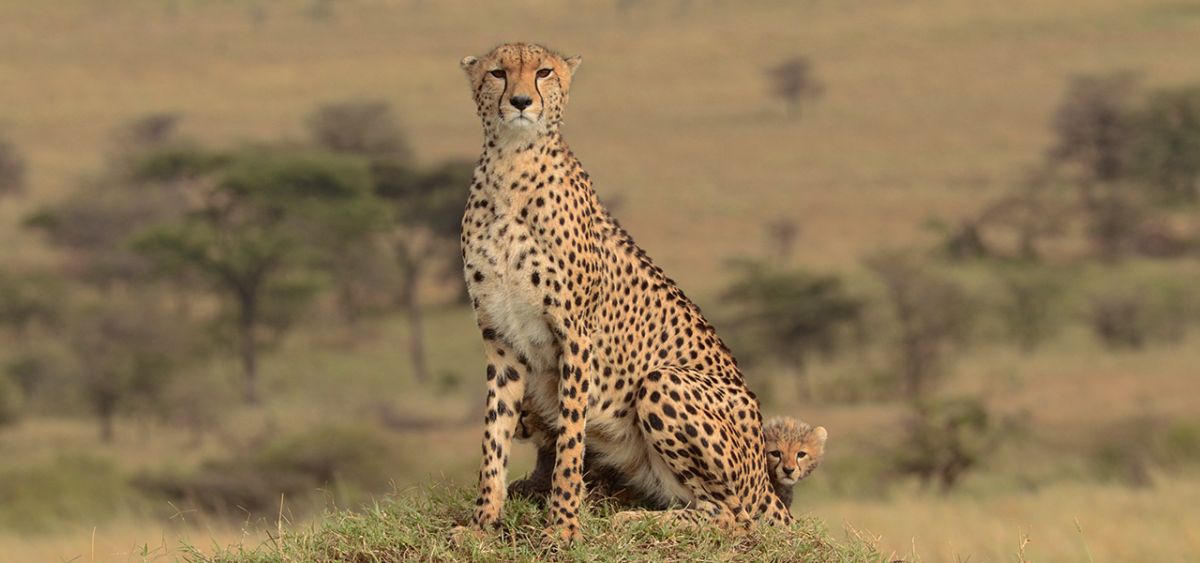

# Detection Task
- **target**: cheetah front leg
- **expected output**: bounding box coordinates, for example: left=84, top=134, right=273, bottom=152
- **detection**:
left=454, top=335, right=529, bottom=540
left=542, top=322, right=592, bottom=544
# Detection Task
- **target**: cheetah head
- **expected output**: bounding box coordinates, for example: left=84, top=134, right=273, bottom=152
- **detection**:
left=765, top=420, right=827, bottom=487
left=460, top=43, right=581, bottom=146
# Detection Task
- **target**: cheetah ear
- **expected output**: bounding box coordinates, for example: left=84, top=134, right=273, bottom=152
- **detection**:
left=813, top=426, right=827, bottom=445
left=564, top=55, right=582, bottom=76
left=460, top=56, right=480, bottom=77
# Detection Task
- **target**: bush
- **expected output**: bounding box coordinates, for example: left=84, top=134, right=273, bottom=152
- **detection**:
left=0, top=373, right=22, bottom=427
left=1089, top=290, right=1150, bottom=349
left=891, top=397, right=1013, bottom=493
left=1088, top=279, right=1197, bottom=350
left=0, top=455, right=134, bottom=532
left=994, top=266, right=1067, bottom=353
left=136, top=422, right=398, bottom=518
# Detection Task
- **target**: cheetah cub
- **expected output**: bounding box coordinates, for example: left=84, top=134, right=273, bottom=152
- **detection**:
left=763, top=417, right=827, bottom=508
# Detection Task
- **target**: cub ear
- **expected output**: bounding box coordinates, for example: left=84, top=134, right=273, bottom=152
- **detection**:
left=813, top=426, right=828, bottom=444
left=460, top=56, right=480, bottom=77
left=564, top=55, right=582, bottom=76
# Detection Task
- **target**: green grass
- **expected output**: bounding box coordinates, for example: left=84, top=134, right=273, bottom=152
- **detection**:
left=186, top=486, right=888, bottom=563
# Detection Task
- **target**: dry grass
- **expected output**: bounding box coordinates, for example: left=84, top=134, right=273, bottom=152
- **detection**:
left=1, top=519, right=270, bottom=563
left=806, top=475, right=1200, bottom=563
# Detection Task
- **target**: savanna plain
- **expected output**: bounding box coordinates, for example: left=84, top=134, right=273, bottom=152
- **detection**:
left=2, top=0, right=1200, bottom=561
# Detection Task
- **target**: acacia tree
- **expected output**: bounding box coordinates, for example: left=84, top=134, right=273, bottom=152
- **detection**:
left=132, top=148, right=386, bottom=403
left=371, top=159, right=471, bottom=385
left=22, top=116, right=201, bottom=437
left=766, top=57, right=824, bottom=119
left=305, top=99, right=469, bottom=385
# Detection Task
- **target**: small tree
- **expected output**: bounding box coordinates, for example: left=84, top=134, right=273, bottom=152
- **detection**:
left=308, top=100, right=414, bottom=162
left=766, top=57, right=824, bottom=119
left=1048, top=72, right=1146, bottom=260
left=68, top=298, right=188, bottom=442
left=866, top=251, right=974, bottom=400
left=133, top=148, right=386, bottom=403
left=720, top=260, right=864, bottom=398
left=372, top=159, right=472, bottom=385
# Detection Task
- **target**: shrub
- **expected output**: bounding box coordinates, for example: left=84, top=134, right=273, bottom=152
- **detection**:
left=136, top=422, right=397, bottom=518
left=995, top=266, right=1067, bottom=353
left=1089, top=290, right=1150, bottom=349
left=0, top=455, right=134, bottom=532
left=891, top=397, right=1013, bottom=493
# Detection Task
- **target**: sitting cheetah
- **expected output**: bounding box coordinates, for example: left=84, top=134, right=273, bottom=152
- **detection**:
left=509, top=410, right=824, bottom=510
left=455, top=43, right=792, bottom=543
left=763, top=417, right=827, bottom=508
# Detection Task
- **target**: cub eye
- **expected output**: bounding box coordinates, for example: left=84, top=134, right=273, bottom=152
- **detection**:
left=490, top=70, right=506, bottom=79
left=797, top=452, right=807, bottom=459
left=536, top=68, right=552, bottom=78
left=768, top=451, right=781, bottom=458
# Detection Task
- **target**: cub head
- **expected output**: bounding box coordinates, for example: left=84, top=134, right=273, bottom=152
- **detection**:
left=460, top=43, right=581, bottom=145
left=764, top=417, right=827, bottom=487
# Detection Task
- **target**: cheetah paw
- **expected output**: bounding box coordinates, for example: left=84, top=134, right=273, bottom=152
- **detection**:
left=448, top=525, right=486, bottom=546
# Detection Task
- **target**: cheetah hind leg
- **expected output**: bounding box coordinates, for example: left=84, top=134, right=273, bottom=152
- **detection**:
left=620, top=366, right=762, bottom=532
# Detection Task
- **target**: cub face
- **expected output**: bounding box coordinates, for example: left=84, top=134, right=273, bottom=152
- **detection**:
left=459, top=43, right=582, bottom=144
left=766, top=422, right=827, bottom=487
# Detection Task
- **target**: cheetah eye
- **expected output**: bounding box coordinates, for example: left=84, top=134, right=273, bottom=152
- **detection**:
left=768, top=451, right=781, bottom=458
left=797, top=452, right=807, bottom=459
left=490, top=69, right=506, bottom=79
left=536, top=68, right=552, bottom=78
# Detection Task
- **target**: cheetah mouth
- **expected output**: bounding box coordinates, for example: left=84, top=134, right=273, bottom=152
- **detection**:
left=501, top=110, right=539, bottom=126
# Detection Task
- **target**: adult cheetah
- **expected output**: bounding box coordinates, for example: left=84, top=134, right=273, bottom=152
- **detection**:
left=456, top=43, right=792, bottom=543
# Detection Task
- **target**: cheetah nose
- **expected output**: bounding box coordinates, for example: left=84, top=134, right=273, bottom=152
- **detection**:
left=510, top=95, right=533, bottom=111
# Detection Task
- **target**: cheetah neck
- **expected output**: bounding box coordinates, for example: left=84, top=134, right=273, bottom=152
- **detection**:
left=484, top=127, right=563, bottom=162
left=477, top=132, right=578, bottom=207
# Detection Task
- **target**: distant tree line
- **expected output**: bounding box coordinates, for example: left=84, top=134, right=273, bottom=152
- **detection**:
left=720, top=71, right=1200, bottom=493
left=0, top=101, right=470, bottom=439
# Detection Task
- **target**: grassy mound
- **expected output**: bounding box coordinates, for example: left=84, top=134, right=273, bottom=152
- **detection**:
left=189, top=486, right=890, bottom=563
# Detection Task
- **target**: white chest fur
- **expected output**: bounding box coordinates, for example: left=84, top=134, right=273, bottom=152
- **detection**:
left=463, top=170, right=560, bottom=373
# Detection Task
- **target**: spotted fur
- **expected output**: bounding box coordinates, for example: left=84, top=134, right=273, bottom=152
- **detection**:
left=454, top=43, right=792, bottom=543
left=763, top=417, right=827, bottom=508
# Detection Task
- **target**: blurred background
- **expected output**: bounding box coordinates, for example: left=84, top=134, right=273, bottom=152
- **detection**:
left=2, top=0, right=1200, bottom=561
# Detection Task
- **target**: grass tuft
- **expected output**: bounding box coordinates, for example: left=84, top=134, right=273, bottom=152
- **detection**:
left=186, top=485, right=890, bottom=563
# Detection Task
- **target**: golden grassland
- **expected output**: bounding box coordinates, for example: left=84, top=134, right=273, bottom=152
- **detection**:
left=3, top=0, right=1200, bottom=561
